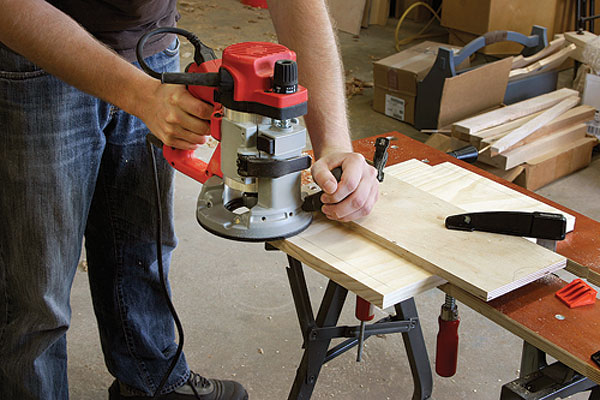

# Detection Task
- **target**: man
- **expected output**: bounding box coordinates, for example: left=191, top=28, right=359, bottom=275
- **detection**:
left=0, top=0, right=379, bottom=399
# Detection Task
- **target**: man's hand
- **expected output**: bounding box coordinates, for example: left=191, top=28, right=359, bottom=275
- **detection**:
left=311, top=151, right=379, bottom=222
left=137, top=80, right=213, bottom=150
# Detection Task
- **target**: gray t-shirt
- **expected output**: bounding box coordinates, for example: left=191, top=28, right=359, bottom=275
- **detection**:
left=47, top=0, right=180, bottom=62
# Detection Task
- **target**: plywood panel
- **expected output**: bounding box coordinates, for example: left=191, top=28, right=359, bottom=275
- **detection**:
left=348, top=176, right=567, bottom=301
left=385, top=160, right=576, bottom=232
left=272, top=217, right=444, bottom=309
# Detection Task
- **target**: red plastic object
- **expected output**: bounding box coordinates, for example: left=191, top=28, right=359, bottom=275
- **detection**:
left=220, top=42, right=307, bottom=109
left=163, top=58, right=223, bottom=184
left=435, top=316, right=459, bottom=377
left=169, top=42, right=307, bottom=184
left=241, top=0, right=268, bottom=8
left=355, top=297, right=374, bottom=322
left=555, top=279, right=597, bottom=308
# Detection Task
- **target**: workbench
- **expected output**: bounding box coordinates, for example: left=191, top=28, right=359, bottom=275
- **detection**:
left=271, top=133, right=600, bottom=400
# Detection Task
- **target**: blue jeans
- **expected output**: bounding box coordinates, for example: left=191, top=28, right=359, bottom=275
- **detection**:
left=0, top=40, right=190, bottom=399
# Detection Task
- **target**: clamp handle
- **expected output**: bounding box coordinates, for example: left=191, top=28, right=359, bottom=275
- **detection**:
left=435, top=294, right=459, bottom=377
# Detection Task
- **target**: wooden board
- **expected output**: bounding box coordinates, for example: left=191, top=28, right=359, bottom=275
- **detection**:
left=469, top=111, right=542, bottom=148
left=272, top=217, right=444, bottom=309
left=347, top=175, right=567, bottom=301
left=511, top=36, right=566, bottom=69
left=480, top=123, right=588, bottom=170
left=509, top=43, right=576, bottom=80
left=481, top=105, right=596, bottom=150
left=369, top=0, right=390, bottom=25
left=490, top=96, right=580, bottom=155
left=385, top=160, right=576, bottom=232
left=352, top=133, right=600, bottom=285
left=564, top=30, right=598, bottom=63
left=453, top=88, right=579, bottom=135
left=328, top=0, right=367, bottom=35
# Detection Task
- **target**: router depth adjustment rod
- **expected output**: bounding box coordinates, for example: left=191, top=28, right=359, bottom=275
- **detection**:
left=137, top=28, right=314, bottom=241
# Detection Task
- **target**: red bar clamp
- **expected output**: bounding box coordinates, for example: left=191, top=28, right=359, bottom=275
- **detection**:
left=555, top=279, right=597, bottom=308
left=436, top=294, right=459, bottom=377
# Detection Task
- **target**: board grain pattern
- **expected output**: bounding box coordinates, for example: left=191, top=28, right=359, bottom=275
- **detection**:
left=453, top=88, right=579, bottom=135
left=511, top=37, right=565, bottom=69
left=490, top=96, right=580, bottom=155
left=348, top=176, right=567, bottom=301
left=272, top=217, right=445, bottom=309
left=385, top=160, right=576, bottom=232
left=480, top=123, right=588, bottom=170
left=480, top=105, right=596, bottom=150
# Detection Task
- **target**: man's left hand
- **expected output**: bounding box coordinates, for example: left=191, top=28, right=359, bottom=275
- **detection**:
left=310, top=151, right=379, bottom=222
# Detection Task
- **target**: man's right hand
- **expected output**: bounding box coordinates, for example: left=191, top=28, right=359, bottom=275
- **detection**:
left=138, top=80, right=214, bottom=150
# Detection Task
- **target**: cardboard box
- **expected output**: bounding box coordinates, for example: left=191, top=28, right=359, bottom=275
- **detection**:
left=442, top=0, right=570, bottom=55
left=373, top=41, right=466, bottom=125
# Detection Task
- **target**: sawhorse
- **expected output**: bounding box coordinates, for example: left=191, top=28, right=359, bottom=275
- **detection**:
left=280, top=251, right=433, bottom=400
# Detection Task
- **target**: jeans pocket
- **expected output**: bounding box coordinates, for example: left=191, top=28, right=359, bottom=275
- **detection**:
left=0, top=44, right=48, bottom=81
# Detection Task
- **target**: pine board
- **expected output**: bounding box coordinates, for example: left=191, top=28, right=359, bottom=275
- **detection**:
left=511, top=37, right=566, bottom=69
left=453, top=88, right=579, bottom=135
left=348, top=176, right=567, bottom=301
left=480, top=123, right=588, bottom=170
left=480, top=105, right=596, bottom=150
left=470, top=111, right=542, bottom=148
left=273, top=217, right=445, bottom=309
left=385, top=160, right=576, bottom=232
left=490, top=96, right=579, bottom=155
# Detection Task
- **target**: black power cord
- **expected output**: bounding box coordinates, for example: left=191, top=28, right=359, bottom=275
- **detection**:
left=146, top=137, right=186, bottom=399
left=136, top=27, right=220, bottom=86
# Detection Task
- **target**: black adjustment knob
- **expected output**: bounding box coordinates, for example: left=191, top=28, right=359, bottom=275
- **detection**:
left=272, top=59, right=298, bottom=94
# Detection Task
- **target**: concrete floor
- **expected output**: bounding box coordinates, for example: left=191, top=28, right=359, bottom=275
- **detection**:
left=67, top=1, right=600, bottom=399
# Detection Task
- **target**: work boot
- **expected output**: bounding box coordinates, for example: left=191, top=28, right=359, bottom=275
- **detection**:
left=108, top=371, right=248, bottom=400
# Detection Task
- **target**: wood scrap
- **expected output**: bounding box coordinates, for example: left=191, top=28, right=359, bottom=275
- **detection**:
left=469, top=111, right=543, bottom=148
left=480, top=123, right=588, bottom=170
left=490, top=96, right=580, bottom=155
left=345, top=77, right=373, bottom=98
left=509, top=44, right=576, bottom=80
left=565, top=30, right=598, bottom=63
left=453, top=88, right=579, bottom=135
left=511, top=36, right=566, bottom=69
left=480, top=105, right=596, bottom=151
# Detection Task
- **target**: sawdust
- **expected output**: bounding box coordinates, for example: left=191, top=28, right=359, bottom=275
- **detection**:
left=345, top=77, right=374, bottom=99
left=77, top=260, right=88, bottom=272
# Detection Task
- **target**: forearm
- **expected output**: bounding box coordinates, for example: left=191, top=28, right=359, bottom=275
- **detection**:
left=0, top=0, right=157, bottom=118
left=268, top=0, right=352, bottom=158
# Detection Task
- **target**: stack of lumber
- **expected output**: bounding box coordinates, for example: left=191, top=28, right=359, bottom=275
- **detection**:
left=451, top=88, right=598, bottom=190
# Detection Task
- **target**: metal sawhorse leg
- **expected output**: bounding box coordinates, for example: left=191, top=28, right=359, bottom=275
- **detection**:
left=500, top=341, right=599, bottom=399
left=284, top=255, right=433, bottom=400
